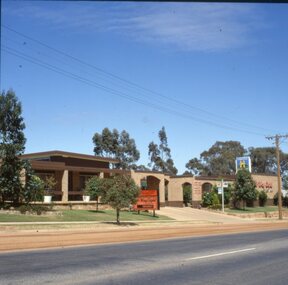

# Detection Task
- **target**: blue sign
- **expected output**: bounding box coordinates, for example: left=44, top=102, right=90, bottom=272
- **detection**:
left=235, top=156, right=251, bottom=173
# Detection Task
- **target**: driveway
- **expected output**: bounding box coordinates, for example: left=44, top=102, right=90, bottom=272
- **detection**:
left=157, top=207, right=253, bottom=224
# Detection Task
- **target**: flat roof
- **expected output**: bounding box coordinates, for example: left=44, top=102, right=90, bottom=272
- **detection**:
left=21, top=150, right=119, bottom=163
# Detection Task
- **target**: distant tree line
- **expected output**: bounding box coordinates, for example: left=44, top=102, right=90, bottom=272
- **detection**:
left=185, top=141, right=288, bottom=185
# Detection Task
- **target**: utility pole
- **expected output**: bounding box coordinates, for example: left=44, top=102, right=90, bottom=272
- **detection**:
left=221, top=179, right=224, bottom=213
left=266, top=134, right=288, bottom=220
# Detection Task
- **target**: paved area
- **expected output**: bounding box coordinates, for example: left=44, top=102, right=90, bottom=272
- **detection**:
left=156, top=207, right=254, bottom=223
left=1, top=230, right=288, bottom=285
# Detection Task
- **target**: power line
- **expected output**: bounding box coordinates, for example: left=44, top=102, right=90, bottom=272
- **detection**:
left=2, top=45, right=266, bottom=136
left=2, top=34, right=165, bottom=104
left=2, top=24, right=278, bottom=134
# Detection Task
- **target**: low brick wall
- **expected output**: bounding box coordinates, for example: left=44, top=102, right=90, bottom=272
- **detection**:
left=191, top=201, right=201, bottom=208
left=248, top=199, right=274, bottom=207
left=43, top=202, right=112, bottom=211
left=228, top=210, right=288, bottom=219
left=165, top=201, right=183, bottom=207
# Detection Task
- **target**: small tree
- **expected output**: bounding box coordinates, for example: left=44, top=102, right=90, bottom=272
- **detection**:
left=85, top=176, right=104, bottom=211
left=258, top=190, right=268, bottom=207
left=44, top=176, right=57, bottom=195
left=233, top=169, right=257, bottom=209
left=101, top=175, right=140, bottom=224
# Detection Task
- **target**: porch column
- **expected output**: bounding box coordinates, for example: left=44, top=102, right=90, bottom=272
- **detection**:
left=159, top=178, right=165, bottom=206
left=130, top=170, right=141, bottom=187
left=62, top=170, right=69, bottom=202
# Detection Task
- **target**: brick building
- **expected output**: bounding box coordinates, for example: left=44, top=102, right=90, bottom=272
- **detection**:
left=21, top=150, right=278, bottom=208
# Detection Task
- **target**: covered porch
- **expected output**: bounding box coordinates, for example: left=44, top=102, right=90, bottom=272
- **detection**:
left=32, top=160, right=129, bottom=202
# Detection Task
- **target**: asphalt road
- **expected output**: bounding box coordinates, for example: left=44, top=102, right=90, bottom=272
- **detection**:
left=0, top=229, right=287, bottom=285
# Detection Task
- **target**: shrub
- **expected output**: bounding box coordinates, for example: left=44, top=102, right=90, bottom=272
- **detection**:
left=273, top=193, right=284, bottom=206
left=18, top=204, right=51, bottom=215
left=283, top=195, right=288, bottom=207
left=183, top=184, right=192, bottom=206
left=18, top=204, right=30, bottom=214
left=209, top=204, right=222, bottom=210
left=202, top=192, right=220, bottom=208
left=258, top=190, right=268, bottom=207
left=23, top=174, right=45, bottom=203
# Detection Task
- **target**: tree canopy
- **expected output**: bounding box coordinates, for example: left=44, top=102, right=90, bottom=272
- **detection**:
left=232, top=169, right=257, bottom=208
left=84, top=176, right=106, bottom=211
left=100, top=175, right=140, bottom=224
left=148, top=127, right=178, bottom=175
left=0, top=90, right=26, bottom=205
left=23, top=165, right=45, bottom=204
left=248, top=147, right=288, bottom=175
left=186, top=141, right=246, bottom=176
left=92, top=128, right=140, bottom=170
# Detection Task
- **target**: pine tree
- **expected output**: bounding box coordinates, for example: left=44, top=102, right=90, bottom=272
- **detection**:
left=232, top=169, right=257, bottom=209
left=0, top=90, right=26, bottom=205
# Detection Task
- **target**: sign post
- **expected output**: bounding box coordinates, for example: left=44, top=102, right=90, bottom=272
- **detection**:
left=217, top=180, right=228, bottom=213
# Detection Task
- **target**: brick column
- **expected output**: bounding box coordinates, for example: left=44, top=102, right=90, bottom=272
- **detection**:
left=62, top=170, right=69, bottom=202
left=192, top=180, right=203, bottom=204
left=159, top=178, right=165, bottom=205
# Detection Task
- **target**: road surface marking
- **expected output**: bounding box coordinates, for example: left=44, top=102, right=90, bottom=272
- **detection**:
left=186, top=248, right=256, bottom=261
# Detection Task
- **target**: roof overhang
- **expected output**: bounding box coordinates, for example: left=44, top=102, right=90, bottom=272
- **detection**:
left=21, top=150, right=119, bottom=164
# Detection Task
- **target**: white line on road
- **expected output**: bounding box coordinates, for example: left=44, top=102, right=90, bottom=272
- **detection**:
left=186, top=248, right=256, bottom=261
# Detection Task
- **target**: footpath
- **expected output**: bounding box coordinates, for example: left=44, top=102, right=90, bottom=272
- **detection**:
left=0, top=207, right=287, bottom=252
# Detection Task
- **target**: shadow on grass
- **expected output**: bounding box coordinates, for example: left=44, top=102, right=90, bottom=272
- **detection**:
left=87, top=210, right=106, bottom=214
left=101, top=221, right=138, bottom=226
left=131, top=212, right=159, bottom=218
left=232, top=208, right=250, bottom=212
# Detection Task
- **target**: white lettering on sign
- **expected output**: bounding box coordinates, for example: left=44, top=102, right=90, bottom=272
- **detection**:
left=217, top=181, right=229, bottom=188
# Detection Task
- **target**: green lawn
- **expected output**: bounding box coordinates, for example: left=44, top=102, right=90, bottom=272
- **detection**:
left=0, top=210, right=172, bottom=223
left=226, top=206, right=288, bottom=214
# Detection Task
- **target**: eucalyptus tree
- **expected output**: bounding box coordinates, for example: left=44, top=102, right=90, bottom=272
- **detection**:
left=93, top=128, right=140, bottom=170
left=148, top=127, right=178, bottom=175
left=186, top=141, right=246, bottom=176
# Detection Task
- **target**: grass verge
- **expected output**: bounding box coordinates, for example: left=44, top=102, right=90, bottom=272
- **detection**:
left=226, top=206, right=288, bottom=214
left=0, top=210, right=172, bottom=223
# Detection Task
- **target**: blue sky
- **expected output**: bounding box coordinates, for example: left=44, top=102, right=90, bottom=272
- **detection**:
left=1, top=1, right=288, bottom=173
